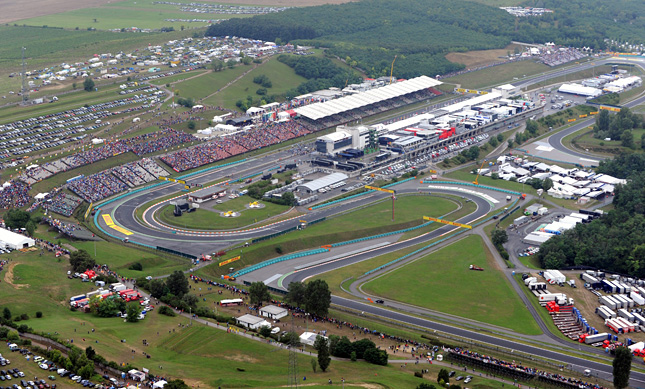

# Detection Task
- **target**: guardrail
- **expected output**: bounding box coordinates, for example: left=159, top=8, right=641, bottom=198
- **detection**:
left=311, top=177, right=416, bottom=210
left=231, top=247, right=330, bottom=277
left=362, top=197, right=520, bottom=276
left=331, top=222, right=433, bottom=248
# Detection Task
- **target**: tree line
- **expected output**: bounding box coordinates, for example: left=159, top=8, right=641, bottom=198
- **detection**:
left=277, top=54, right=362, bottom=99
left=206, top=0, right=645, bottom=78
left=537, top=153, right=645, bottom=275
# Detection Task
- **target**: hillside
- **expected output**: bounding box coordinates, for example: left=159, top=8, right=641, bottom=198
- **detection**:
left=206, top=0, right=645, bottom=78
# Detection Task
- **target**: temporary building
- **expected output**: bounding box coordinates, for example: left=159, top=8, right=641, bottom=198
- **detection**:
left=558, top=83, right=602, bottom=97
left=0, top=229, right=35, bottom=250
left=235, top=314, right=271, bottom=330
left=152, top=380, right=167, bottom=388
left=259, top=305, right=288, bottom=320
left=299, top=332, right=327, bottom=347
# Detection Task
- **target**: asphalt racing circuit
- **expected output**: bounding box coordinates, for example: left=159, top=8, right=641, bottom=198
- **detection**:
left=96, top=57, right=645, bottom=386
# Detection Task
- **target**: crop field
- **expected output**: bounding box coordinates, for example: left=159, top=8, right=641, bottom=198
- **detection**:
left=362, top=235, right=542, bottom=335
left=0, top=25, right=193, bottom=76
left=15, top=8, right=230, bottom=31
left=204, top=57, right=308, bottom=110
left=157, top=197, right=293, bottom=230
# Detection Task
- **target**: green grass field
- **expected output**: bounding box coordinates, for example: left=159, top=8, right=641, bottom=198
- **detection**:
left=0, top=25, right=193, bottom=74
left=362, top=235, right=541, bottom=335
left=157, top=197, right=292, bottom=230
left=172, top=66, right=248, bottom=101
left=443, top=165, right=538, bottom=196
left=147, top=69, right=207, bottom=86
left=196, top=195, right=460, bottom=278
left=0, top=248, right=519, bottom=388
left=444, top=60, right=551, bottom=89
left=31, top=224, right=188, bottom=277
left=204, top=57, right=308, bottom=110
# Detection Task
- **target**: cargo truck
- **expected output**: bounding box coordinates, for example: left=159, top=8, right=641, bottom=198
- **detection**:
left=582, top=332, right=610, bottom=344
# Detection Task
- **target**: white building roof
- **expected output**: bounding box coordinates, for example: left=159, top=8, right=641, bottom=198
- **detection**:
left=0, top=229, right=34, bottom=247
left=294, top=75, right=442, bottom=120
left=297, top=173, right=349, bottom=193
left=319, top=131, right=351, bottom=142
left=259, top=305, right=288, bottom=315
left=236, top=314, right=265, bottom=325
left=442, top=92, right=502, bottom=113
left=558, top=83, right=602, bottom=97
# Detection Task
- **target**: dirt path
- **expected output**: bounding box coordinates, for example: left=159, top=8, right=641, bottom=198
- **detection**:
left=3, top=262, right=28, bottom=289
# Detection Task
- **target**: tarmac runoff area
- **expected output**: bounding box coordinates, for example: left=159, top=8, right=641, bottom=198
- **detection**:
left=238, top=235, right=399, bottom=288
left=237, top=185, right=510, bottom=288
left=521, top=140, right=599, bottom=166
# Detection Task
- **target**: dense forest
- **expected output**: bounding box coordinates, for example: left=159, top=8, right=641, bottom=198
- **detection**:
left=206, top=0, right=645, bottom=78
left=536, top=154, right=645, bottom=276
left=277, top=55, right=362, bottom=99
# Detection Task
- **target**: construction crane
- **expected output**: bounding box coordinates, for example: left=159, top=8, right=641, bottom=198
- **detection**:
left=472, top=159, right=488, bottom=185
left=389, top=55, right=397, bottom=85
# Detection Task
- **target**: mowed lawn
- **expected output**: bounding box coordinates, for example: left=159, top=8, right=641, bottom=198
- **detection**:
left=157, top=197, right=292, bottom=230
left=31, top=224, right=189, bottom=278
left=0, top=251, right=488, bottom=388
left=173, top=66, right=248, bottom=101
left=444, top=60, right=550, bottom=89
left=204, top=57, right=308, bottom=110
left=362, top=235, right=541, bottom=335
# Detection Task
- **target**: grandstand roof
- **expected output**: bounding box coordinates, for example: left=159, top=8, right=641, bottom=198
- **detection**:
left=296, top=173, right=348, bottom=193
left=294, top=76, right=442, bottom=121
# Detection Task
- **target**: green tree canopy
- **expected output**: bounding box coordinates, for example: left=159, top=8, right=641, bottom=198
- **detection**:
left=166, top=271, right=189, bottom=298
left=249, top=281, right=270, bottom=306
left=314, top=335, right=331, bottom=372
left=69, top=250, right=96, bottom=273
left=305, top=279, right=331, bottom=317
left=613, top=346, right=632, bottom=389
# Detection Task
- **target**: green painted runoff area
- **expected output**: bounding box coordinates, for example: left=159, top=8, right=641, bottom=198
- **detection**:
left=362, top=235, right=541, bottom=335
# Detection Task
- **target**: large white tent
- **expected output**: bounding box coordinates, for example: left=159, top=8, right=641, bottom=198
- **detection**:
left=0, top=229, right=35, bottom=250
left=558, top=83, right=601, bottom=97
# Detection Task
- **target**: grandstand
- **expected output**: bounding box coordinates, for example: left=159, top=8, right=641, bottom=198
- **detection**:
left=294, top=76, right=442, bottom=129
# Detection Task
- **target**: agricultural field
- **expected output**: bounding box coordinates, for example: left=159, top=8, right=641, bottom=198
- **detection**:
left=0, top=25, right=193, bottom=74
left=362, top=235, right=542, bottom=334
left=13, top=0, right=256, bottom=31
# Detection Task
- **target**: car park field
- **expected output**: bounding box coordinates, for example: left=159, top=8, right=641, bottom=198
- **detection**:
left=362, top=235, right=542, bottom=334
